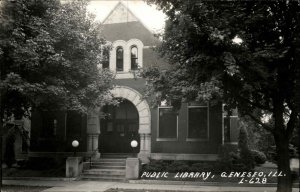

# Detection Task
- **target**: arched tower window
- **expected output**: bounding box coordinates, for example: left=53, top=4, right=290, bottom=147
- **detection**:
left=131, top=46, right=138, bottom=70
left=102, top=46, right=110, bottom=69
left=116, top=46, right=124, bottom=71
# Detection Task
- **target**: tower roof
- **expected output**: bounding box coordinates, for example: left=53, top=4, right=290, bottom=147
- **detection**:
left=103, top=1, right=139, bottom=24
left=101, top=1, right=159, bottom=46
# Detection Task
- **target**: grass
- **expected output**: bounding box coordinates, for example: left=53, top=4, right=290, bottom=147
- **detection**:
left=1, top=185, right=49, bottom=192
left=3, top=157, right=66, bottom=178
left=2, top=166, right=65, bottom=177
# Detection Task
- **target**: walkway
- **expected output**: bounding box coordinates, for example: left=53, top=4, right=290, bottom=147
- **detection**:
left=3, top=179, right=300, bottom=192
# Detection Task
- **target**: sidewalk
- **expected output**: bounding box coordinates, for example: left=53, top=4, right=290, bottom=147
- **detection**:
left=3, top=179, right=300, bottom=192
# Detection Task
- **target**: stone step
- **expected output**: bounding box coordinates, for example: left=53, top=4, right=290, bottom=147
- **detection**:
left=92, top=158, right=126, bottom=163
left=81, top=154, right=130, bottom=181
left=91, top=161, right=125, bottom=166
left=80, top=175, right=125, bottom=181
left=93, top=158, right=125, bottom=161
left=83, top=170, right=125, bottom=177
left=91, top=165, right=126, bottom=170
left=83, top=169, right=125, bottom=175
left=101, top=153, right=133, bottom=159
left=82, top=174, right=125, bottom=179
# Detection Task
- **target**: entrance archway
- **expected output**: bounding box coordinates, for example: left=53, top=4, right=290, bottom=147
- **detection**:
left=99, top=99, right=140, bottom=153
left=109, top=86, right=151, bottom=162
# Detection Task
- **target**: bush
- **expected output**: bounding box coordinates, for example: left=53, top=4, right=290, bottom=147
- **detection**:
left=217, top=151, right=248, bottom=172
left=267, top=144, right=298, bottom=164
left=26, top=157, right=61, bottom=170
left=238, top=125, right=249, bottom=150
left=4, top=127, right=17, bottom=168
left=251, top=150, right=267, bottom=165
left=289, top=144, right=299, bottom=158
left=291, top=171, right=299, bottom=182
left=216, top=125, right=256, bottom=172
left=166, top=161, right=189, bottom=172
left=142, top=160, right=169, bottom=172
left=189, top=162, right=217, bottom=172
left=238, top=125, right=255, bottom=170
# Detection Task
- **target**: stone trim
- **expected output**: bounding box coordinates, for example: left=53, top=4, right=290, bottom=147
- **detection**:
left=110, top=39, right=144, bottom=76
left=150, top=153, right=218, bottom=161
left=111, top=86, right=151, bottom=134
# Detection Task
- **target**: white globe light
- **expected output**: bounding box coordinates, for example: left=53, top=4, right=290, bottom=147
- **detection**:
left=130, top=140, right=138, bottom=148
left=72, top=140, right=79, bottom=148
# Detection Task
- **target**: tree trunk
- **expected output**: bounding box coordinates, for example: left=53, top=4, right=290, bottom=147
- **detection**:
left=274, top=129, right=292, bottom=192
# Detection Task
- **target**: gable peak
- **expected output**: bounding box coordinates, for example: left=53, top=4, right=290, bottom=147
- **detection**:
left=103, top=1, right=139, bottom=24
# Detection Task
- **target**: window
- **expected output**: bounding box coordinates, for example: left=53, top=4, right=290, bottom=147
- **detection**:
left=158, top=107, right=178, bottom=140
left=116, top=47, right=124, bottom=71
left=111, top=39, right=143, bottom=76
left=223, top=116, right=239, bottom=143
left=41, top=112, right=55, bottom=137
left=131, top=46, right=138, bottom=70
left=102, top=50, right=110, bottom=69
left=224, top=116, right=231, bottom=142
left=187, top=105, right=209, bottom=140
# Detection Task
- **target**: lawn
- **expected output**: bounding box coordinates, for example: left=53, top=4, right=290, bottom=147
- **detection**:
left=2, top=166, right=65, bottom=178
left=2, top=157, right=66, bottom=178
left=1, top=185, right=49, bottom=192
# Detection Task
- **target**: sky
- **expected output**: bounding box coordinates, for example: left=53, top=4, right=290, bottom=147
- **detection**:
left=87, top=0, right=166, bottom=32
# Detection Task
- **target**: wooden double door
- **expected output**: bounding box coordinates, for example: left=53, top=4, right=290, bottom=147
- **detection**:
left=99, top=100, right=140, bottom=153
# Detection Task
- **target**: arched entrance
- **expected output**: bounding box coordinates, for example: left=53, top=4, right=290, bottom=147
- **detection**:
left=99, top=99, right=140, bottom=153
left=110, top=86, right=151, bottom=162
left=86, top=86, right=151, bottom=162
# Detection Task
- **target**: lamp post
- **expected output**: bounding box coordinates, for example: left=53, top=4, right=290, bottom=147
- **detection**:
left=72, top=140, right=79, bottom=157
left=130, top=140, right=138, bottom=157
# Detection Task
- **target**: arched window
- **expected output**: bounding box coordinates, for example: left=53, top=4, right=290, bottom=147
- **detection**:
left=102, top=46, right=110, bottom=69
left=116, top=47, right=124, bottom=71
left=131, top=46, right=138, bottom=70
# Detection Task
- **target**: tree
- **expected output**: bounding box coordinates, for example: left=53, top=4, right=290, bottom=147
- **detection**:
left=0, top=0, right=114, bottom=119
left=0, top=1, right=113, bottom=186
left=143, top=1, right=299, bottom=192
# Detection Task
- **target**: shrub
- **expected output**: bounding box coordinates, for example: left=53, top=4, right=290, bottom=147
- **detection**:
left=238, top=125, right=255, bottom=170
left=26, top=157, right=60, bottom=170
left=217, top=144, right=239, bottom=172
left=289, top=144, right=299, bottom=158
left=265, top=144, right=298, bottom=164
left=142, top=160, right=169, bottom=172
left=216, top=125, right=256, bottom=172
left=4, top=127, right=17, bottom=168
left=166, top=161, right=189, bottom=172
left=238, top=124, right=249, bottom=150
left=251, top=150, right=267, bottom=165
left=217, top=151, right=246, bottom=172
left=189, top=162, right=217, bottom=172
left=291, top=171, right=299, bottom=182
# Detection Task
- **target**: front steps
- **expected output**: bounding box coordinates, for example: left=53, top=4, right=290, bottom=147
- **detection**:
left=81, top=153, right=133, bottom=181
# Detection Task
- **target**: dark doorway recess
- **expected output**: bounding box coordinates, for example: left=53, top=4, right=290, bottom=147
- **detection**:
left=99, top=99, right=140, bottom=153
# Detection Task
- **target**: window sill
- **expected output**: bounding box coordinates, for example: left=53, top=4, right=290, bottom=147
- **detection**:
left=186, top=138, right=209, bottom=142
left=224, top=141, right=238, bottom=145
left=115, top=72, right=139, bottom=79
left=156, top=138, right=178, bottom=141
